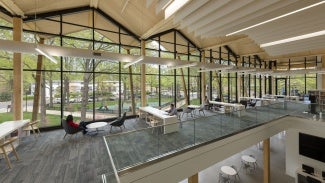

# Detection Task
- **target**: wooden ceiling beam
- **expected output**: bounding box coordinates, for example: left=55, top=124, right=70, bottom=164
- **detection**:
left=203, top=36, right=248, bottom=50
left=266, top=49, right=325, bottom=60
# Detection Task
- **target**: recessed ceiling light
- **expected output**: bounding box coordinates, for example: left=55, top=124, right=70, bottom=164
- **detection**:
left=260, top=30, right=325, bottom=47
left=226, top=1, right=325, bottom=36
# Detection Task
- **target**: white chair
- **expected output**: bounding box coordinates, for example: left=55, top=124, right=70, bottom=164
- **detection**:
left=218, top=172, right=230, bottom=183
left=198, top=105, right=205, bottom=116
left=182, top=107, right=193, bottom=119
left=231, top=165, right=240, bottom=180
left=249, top=154, right=258, bottom=169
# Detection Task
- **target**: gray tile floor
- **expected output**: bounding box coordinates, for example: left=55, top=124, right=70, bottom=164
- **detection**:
left=179, top=131, right=295, bottom=183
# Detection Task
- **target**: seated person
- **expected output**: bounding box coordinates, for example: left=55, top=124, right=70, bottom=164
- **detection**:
left=167, top=103, right=177, bottom=116
left=66, top=115, right=95, bottom=134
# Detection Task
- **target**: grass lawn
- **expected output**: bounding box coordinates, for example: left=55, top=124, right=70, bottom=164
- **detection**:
left=0, top=112, right=81, bottom=127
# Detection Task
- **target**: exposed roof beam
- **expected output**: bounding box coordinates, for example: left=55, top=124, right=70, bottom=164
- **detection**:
left=145, top=28, right=200, bottom=51
left=173, top=0, right=209, bottom=23
left=241, top=51, right=265, bottom=57
left=179, top=0, right=230, bottom=29
left=24, top=6, right=90, bottom=22
left=223, top=45, right=238, bottom=58
left=90, top=0, right=99, bottom=8
left=95, top=8, right=140, bottom=41
left=203, top=36, right=248, bottom=50
left=266, top=49, right=325, bottom=60
left=145, top=28, right=175, bottom=40
left=156, top=0, right=173, bottom=14
left=146, top=0, right=158, bottom=8
left=121, top=0, right=131, bottom=14
left=141, top=14, right=175, bottom=39
left=0, top=5, right=14, bottom=17
left=0, top=0, right=24, bottom=17
left=176, top=30, right=200, bottom=51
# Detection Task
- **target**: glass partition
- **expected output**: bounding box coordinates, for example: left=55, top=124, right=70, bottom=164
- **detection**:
left=104, top=100, right=315, bottom=175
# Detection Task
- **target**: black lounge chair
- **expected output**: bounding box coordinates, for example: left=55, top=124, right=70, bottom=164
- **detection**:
left=62, top=119, right=83, bottom=139
left=109, top=112, right=126, bottom=132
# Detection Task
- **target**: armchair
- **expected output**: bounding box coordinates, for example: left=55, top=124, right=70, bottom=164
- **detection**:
left=109, top=112, right=126, bottom=132
left=61, top=119, right=83, bottom=139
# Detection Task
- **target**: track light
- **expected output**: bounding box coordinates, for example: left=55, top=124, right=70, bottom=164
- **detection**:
left=166, top=62, right=197, bottom=70
left=123, top=56, right=144, bottom=68
left=35, top=45, right=58, bottom=64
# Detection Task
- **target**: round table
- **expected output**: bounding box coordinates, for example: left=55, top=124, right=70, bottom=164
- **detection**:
left=221, top=166, right=237, bottom=176
left=241, top=155, right=256, bottom=164
left=241, top=155, right=257, bottom=171
left=86, top=122, right=107, bottom=135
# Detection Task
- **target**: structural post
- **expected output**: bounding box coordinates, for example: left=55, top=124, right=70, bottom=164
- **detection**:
left=188, top=173, right=198, bottom=183
left=201, top=50, right=206, bottom=101
left=263, top=138, right=270, bottom=183
left=127, top=49, right=136, bottom=115
left=140, top=40, right=147, bottom=107
left=178, top=56, right=189, bottom=105
left=237, top=57, right=242, bottom=99
left=32, top=38, right=44, bottom=122
left=322, top=56, right=325, bottom=89
left=13, top=17, right=23, bottom=121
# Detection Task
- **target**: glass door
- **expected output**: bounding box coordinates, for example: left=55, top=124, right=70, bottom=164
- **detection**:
left=276, top=78, right=287, bottom=95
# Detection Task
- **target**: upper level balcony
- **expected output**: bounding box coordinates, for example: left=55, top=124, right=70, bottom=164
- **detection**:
left=102, top=100, right=321, bottom=183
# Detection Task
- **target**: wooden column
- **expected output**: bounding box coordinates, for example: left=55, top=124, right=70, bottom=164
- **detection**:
left=127, top=50, right=136, bottom=115
left=201, top=50, right=206, bottom=101
left=263, top=138, right=270, bottom=183
left=13, top=17, right=23, bottom=121
left=178, top=56, right=189, bottom=105
left=32, top=38, right=44, bottom=122
left=140, top=40, right=147, bottom=107
left=320, top=56, right=325, bottom=90
left=237, top=57, right=242, bottom=99
left=188, top=173, right=198, bottom=183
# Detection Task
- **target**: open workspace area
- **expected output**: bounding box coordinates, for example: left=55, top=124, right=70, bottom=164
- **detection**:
left=0, top=1, right=325, bottom=183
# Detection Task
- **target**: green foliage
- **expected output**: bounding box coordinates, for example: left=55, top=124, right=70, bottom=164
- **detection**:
left=0, top=92, right=11, bottom=102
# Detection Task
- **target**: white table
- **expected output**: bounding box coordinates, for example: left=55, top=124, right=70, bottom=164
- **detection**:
left=209, top=101, right=245, bottom=116
left=139, top=106, right=178, bottom=134
left=241, top=155, right=257, bottom=169
left=86, top=122, right=107, bottom=135
left=0, top=119, right=30, bottom=139
left=241, top=155, right=256, bottom=163
left=221, top=166, right=237, bottom=176
left=187, top=105, right=201, bottom=116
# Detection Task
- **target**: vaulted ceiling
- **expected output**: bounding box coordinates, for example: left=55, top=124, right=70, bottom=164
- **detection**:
left=0, top=0, right=324, bottom=64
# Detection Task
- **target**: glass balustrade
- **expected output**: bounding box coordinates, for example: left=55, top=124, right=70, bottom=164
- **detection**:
left=102, top=100, right=321, bottom=181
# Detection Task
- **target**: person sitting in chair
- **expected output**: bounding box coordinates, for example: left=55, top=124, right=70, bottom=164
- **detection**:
left=167, top=103, right=177, bottom=116
left=66, top=115, right=94, bottom=134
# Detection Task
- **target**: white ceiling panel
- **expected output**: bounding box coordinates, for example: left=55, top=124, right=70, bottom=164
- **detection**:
left=0, top=0, right=324, bottom=62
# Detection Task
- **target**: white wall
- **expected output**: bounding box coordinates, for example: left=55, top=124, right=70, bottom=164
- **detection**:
left=286, top=119, right=325, bottom=177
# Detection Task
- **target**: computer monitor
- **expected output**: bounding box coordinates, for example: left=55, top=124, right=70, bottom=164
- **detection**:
left=306, top=176, right=321, bottom=183
left=302, top=164, right=314, bottom=175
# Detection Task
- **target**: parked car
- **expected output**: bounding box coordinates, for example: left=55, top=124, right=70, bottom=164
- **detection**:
left=53, top=98, right=61, bottom=104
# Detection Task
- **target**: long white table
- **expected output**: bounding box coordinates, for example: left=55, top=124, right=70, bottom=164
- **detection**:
left=209, top=101, right=245, bottom=116
left=239, top=97, right=276, bottom=106
left=0, top=119, right=30, bottom=139
left=139, top=106, right=178, bottom=134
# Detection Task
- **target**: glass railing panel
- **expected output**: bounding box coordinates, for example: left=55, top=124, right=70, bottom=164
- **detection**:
left=192, top=114, right=222, bottom=144
left=102, top=136, right=120, bottom=183
left=101, top=172, right=118, bottom=183
left=156, top=120, right=195, bottom=155
left=104, top=127, right=161, bottom=171
left=103, top=100, right=321, bottom=176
